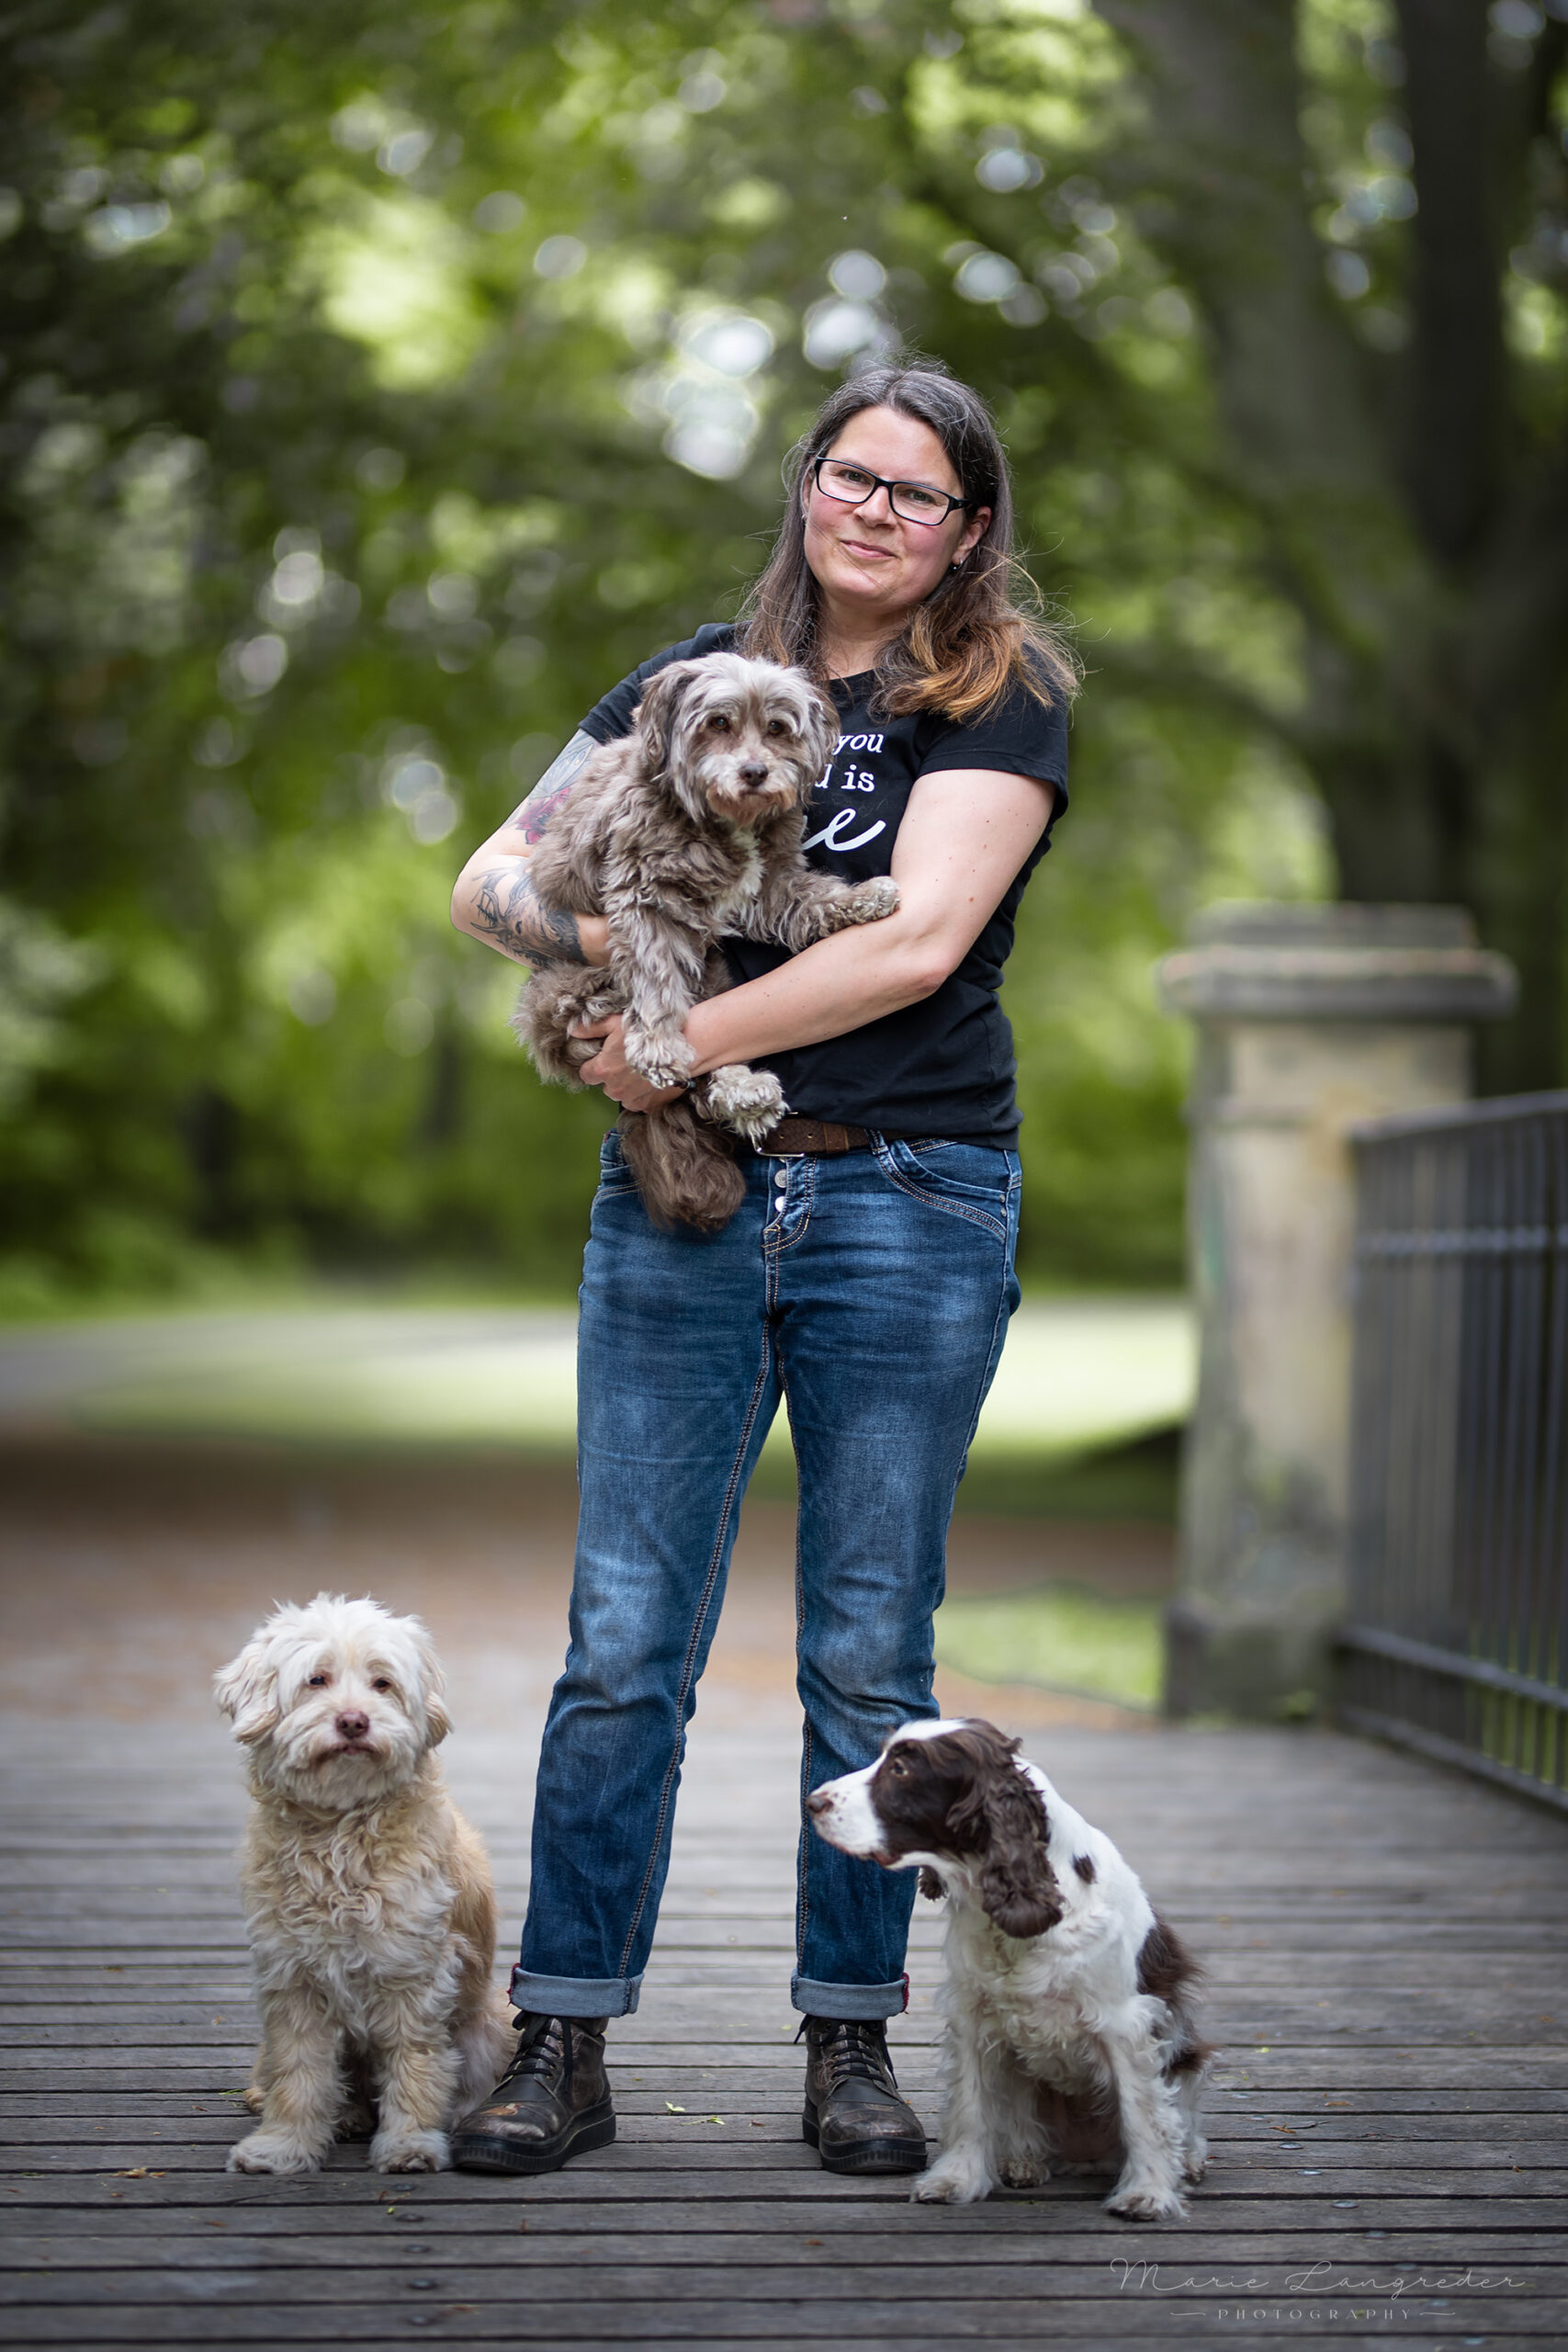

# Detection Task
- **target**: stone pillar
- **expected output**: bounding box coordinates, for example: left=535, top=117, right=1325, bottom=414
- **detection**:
left=1156, top=903, right=1517, bottom=1719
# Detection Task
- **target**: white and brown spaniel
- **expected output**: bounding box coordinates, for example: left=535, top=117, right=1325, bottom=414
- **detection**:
left=807, top=1717, right=1209, bottom=2221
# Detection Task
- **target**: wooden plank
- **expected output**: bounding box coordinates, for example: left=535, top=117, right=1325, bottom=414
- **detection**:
left=6, top=2105, right=1563, bottom=2150
left=4, top=2264, right=1565, bottom=2311
left=6, top=2088, right=1561, bottom=2126
left=7, top=2227, right=1567, bottom=2266
left=13, top=2141, right=1568, bottom=2184
left=3, top=2296, right=1564, bottom=2342
left=6, top=2164, right=1561, bottom=2220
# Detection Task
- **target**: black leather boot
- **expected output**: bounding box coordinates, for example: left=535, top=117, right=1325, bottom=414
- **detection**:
left=451, top=2014, right=615, bottom=2175
left=801, top=2016, right=927, bottom=2174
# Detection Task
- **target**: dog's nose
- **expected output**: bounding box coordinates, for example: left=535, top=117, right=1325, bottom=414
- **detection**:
left=335, top=1711, right=370, bottom=1740
left=806, top=1788, right=831, bottom=1817
left=738, top=763, right=769, bottom=786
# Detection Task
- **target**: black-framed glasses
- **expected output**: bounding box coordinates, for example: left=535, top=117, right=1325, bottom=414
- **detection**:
left=810, top=458, right=974, bottom=527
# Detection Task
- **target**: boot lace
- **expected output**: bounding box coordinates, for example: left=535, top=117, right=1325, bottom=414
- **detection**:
left=495, top=2014, right=574, bottom=2098
left=809, top=2018, right=896, bottom=2093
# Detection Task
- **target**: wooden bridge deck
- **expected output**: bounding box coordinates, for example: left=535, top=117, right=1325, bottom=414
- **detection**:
left=2, top=1448, right=1565, bottom=2349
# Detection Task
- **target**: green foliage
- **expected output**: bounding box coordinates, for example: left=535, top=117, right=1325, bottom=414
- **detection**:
left=3, top=0, right=1361, bottom=1306
left=934, top=1581, right=1165, bottom=1711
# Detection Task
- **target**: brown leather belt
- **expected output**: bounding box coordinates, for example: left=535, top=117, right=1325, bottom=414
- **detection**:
left=757, top=1118, right=873, bottom=1157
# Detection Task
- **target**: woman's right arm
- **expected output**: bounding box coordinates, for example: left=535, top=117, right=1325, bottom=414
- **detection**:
left=449, top=730, right=610, bottom=967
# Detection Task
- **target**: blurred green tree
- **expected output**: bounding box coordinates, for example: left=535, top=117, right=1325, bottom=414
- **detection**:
left=5, top=0, right=1554, bottom=1311
left=1087, top=0, right=1568, bottom=1090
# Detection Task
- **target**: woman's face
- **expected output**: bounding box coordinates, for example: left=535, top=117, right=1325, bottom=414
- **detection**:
left=802, top=404, right=991, bottom=650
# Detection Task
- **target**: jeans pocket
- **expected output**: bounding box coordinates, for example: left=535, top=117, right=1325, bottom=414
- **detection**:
left=595, top=1124, right=641, bottom=1198
left=873, top=1139, right=1017, bottom=1239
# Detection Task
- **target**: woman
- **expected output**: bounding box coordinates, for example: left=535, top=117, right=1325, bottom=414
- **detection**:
left=447, top=362, right=1075, bottom=2178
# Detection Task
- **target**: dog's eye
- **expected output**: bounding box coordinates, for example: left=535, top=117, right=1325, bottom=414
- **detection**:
left=886, top=1755, right=908, bottom=1777
left=371, top=1678, right=392, bottom=1692
left=708, top=713, right=731, bottom=732
left=765, top=719, right=788, bottom=738
left=307, top=1674, right=328, bottom=1688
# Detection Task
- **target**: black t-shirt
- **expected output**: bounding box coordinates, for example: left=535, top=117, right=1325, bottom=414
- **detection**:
left=579, top=622, right=1069, bottom=1147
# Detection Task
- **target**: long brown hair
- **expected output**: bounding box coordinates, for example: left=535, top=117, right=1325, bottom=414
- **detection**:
left=739, top=361, right=1078, bottom=722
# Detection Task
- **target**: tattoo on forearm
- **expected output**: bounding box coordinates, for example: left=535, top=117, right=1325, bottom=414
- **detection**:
left=513, top=730, right=595, bottom=844
left=463, top=730, right=598, bottom=966
left=470, top=867, right=584, bottom=967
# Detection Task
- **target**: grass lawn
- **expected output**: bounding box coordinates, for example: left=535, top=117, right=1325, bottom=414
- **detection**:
left=934, top=1583, right=1165, bottom=1711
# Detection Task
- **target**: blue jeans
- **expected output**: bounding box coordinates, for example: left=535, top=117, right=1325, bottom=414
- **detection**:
left=514, top=1127, right=1021, bottom=2021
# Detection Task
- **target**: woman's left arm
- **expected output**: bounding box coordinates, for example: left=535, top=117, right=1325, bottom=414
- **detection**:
left=577, top=769, right=1055, bottom=1108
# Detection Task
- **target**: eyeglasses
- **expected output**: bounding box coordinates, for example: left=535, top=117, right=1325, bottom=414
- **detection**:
left=810, top=458, right=975, bottom=527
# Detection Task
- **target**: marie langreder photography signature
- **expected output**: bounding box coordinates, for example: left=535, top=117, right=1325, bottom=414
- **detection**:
left=1111, top=2258, right=1525, bottom=2302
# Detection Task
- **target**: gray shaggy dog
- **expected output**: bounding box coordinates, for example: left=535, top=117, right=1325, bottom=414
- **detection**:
left=513, top=652, right=899, bottom=1233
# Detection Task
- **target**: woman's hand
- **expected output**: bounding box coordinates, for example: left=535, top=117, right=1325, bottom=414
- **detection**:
left=573, top=1013, right=687, bottom=1112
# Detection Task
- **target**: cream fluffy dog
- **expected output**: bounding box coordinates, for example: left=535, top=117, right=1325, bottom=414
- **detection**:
left=215, top=1593, right=512, bottom=2175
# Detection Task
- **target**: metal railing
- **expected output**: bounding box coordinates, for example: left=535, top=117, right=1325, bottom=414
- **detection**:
left=1340, top=1091, right=1568, bottom=1810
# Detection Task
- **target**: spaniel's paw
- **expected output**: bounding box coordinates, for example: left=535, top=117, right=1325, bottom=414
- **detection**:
left=227, top=2130, right=325, bottom=2176
left=373, top=2127, right=449, bottom=2174
left=998, top=2155, right=1052, bottom=2188
left=1182, top=2140, right=1209, bottom=2183
left=910, top=2152, right=993, bottom=2205
left=1106, top=2177, right=1187, bottom=2222
left=705, top=1065, right=784, bottom=1141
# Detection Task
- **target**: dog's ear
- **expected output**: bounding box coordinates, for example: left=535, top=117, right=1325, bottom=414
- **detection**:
left=633, top=660, right=704, bottom=775
left=941, top=1724, right=1063, bottom=1940
left=213, top=1635, right=280, bottom=1745
left=401, top=1615, right=451, bottom=1749
left=976, top=1764, right=1063, bottom=1940
left=798, top=680, right=838, bottom=780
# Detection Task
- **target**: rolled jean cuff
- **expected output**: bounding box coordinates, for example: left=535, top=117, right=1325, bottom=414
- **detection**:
left=509, top=1965, right=642, bottom=2019
left=791, top=1972, right=909, bottom=2021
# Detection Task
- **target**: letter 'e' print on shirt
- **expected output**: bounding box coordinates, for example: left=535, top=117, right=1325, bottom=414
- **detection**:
left=802, top=806, right=886, bottom=854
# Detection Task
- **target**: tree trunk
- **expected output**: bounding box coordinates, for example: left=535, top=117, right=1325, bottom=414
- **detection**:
left=1092, top=0, right=1568, bottom=1088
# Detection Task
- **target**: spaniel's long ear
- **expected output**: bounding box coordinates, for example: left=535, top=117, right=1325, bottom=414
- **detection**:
left=975, top=1758, right=1063, bottom=1941
left=213, top=1634, right=280, bottom=1746
left=633, top=660, right=704, bottom=775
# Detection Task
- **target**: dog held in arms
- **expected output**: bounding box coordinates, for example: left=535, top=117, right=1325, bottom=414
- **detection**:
left=807, top=1718, right=1210, bottom=2220
left=215, top=1593, right=512, bottom=2175
left=512, top=651, right=900, bottom=1233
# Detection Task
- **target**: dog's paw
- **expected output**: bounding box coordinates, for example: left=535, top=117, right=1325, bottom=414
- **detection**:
left=1182, top=2140, right=1209, bottom=2183
left=1106, top=2177, right=1187, bottom=2223
left=625, top=1030, right=694, bottom=1090
left=242, top=2085, right=265, bottom=2116
left=227, top=2131, right=323, bottom=2176
left=998, top=2155, right=1052, bottom=2188
left=829, top=876, right=900, bottom=928
left=910, top=2153, right=993, bottom=2205
left=705, top=1065, right=785, bottom=1141
left=372, top=2128, right=449, bottom=2174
